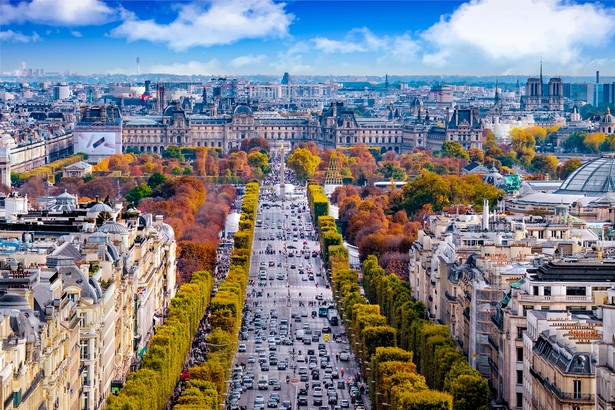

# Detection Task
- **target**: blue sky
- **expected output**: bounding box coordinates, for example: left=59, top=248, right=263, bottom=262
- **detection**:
left=1, top=0, right=614, bottom=76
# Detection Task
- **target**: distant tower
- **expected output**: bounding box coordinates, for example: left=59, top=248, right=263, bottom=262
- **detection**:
left=596, top=70, right=600, bottom=84
left=539, top=60, right=543, bottom=94
left=385, top=74, right=389, bottom=92
left=136, top=57, right=141, bottom=76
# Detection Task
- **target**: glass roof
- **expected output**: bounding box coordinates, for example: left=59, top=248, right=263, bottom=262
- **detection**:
left=556, top=155, right=615, bottom=195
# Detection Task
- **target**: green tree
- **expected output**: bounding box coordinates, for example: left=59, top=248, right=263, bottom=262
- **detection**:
left=376, top=162, right=407, bottom=181
left=563, top=132, right=587, bottom=153
left=287, top=148, right=321, bottom=180
left=163, top=145, right=185, bottom=161
left=147, top=172, right=167, bottom=189
left=248, top=152, right=271, bottom=174
left=126, top=183, right=152, bottom=205
left=441, top=141, right=469, bottom=160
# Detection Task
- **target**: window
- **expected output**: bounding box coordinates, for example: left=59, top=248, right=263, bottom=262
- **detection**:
left=573, top=380, right=581, bottom=399
left=517, top=347, right=524, bottom=362
left=544, top=286, right=551, bottom=296
left=516, top=392, right=523, bottom=407
left=533, top=286, right=539, bottom=296
left=516, top=370, right=523, bottom=384
left=566, top=287, right=586, bottom=296
left=522, top=305, right=533, bottom=317
left=517, top=327, right=526, bottom=340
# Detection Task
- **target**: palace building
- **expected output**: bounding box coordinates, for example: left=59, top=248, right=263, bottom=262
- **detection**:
left=121, top=101, right=484, bottom=155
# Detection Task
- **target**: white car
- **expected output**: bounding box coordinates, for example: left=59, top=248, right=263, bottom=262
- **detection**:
left=238, top=344, right=247, bottom=352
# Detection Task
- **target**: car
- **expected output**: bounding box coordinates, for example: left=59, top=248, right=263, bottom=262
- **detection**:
left=331, top=370, right=339, bottom=379
left=313, top=397, right=323, bottom=406
left=339, top=351, right=349, bottom=361
left=248, top=355, right=256, bottom=364
left=322, top=326, right=332, bottom=333
left=272, top=380, right=282, bottom=390
left=328, top=395, right=338, bottom=405
left=268, top=399, right=278, bottom=408
left=297, top=397, right=308, bottom=406
left=298, top=387, right=308, bottom=396
left=238, top=344, right=247, bottom=352
left=244, top=378, right=254, bottom=389
left=300, top=374, right=309, bottom=382
left=337, top=381, right=346, bottom=389
left=260, top=363, right=270, bottom=371
left=340, top=399, right=350, bottom=408
left=280, top=401, right=292, bottom=410
left=277, top=361, right=288, bottom=370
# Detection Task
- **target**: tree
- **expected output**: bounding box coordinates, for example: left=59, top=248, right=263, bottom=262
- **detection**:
left=240, top=137, right=270, bottom=153
left=248, top=152, right=270, bottom=175
left=557, top=158, right=582, bottom=179
left=126, top=183, right=152, bottom=206
left=402, top=171, right=450, bottom=215
left=531, top=154, right=558, bottom=177
left=287, top=148, right=321, bottom=180
left=583, top=132, right=606, bottom=153
left=147, top=172, right=167, bottom=189
left=510, top=131, right=536, bottom=166
left=441, top=141, right=469, bottom=160
left=162, top=145, right=185, bottom=161
left=467, top=148, right=484, bottom=164
left=376, top=162, right=407, bottom=181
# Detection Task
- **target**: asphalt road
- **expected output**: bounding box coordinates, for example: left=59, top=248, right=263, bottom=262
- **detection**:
left=229, top=183, right=365, bottom=410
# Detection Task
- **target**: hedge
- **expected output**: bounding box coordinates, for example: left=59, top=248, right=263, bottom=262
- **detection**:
left=106, top=270, right=214, bottom=410
left=172, top=182, right=259, bottom=408
left=15, top=153, right=86, bottom=184
left=308, top=189, right=457, bottom=410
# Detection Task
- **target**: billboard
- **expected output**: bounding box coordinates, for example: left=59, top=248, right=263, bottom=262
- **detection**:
left=74, top=128, right=122, bottom=158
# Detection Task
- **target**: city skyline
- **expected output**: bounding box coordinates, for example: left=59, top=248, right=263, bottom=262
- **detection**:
left=1, top=0, right=615, bottom=77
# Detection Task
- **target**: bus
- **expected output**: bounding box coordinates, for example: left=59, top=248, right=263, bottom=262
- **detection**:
left=318, top=307, right=328, bottom=317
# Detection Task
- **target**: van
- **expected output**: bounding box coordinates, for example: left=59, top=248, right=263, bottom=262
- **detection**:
left=295, top=329, right=305, bottom=340
left=258, top=376, right=269, bottom=390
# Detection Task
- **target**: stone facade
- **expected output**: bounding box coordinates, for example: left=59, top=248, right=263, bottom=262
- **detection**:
left=122, top=101, right=484, bottom=155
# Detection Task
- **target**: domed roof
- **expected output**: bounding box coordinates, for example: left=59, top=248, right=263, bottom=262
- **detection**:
left=99, top=221, right=129, bottom=234
left=556, top=154, right=615, bottom=195
left=0, top=293, right=30, bottom=310
left=89, top=202, right=114, bottom=214
left=233, top=104, right=253, bottom=115
left=601, top=107, right=615, bottom=125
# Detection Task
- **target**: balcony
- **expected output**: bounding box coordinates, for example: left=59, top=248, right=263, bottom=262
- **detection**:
left=487, top=334, right=498, bottom=350
left=531, top=366, right=595, bottom=402
left=463, top=308, right=470, bottom=321
left=491, top=314, right=504, bottom=332
left=517, top=294, right=594, bottom=304
left=445, top=291, right=457, bottom=302
left=488, top=356, right=499, bottom=372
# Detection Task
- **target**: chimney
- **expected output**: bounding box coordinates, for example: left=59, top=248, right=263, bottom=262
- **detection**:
left=155, top=215, right=163, bottom=226
left=482, top=198, right=489, bottom=231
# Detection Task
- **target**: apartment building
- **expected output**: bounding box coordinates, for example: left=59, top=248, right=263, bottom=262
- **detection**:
left=0, top=193, right=176, bottom=410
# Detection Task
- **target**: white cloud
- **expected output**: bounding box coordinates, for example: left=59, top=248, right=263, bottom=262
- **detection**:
left=0, top=30, right=41, bottom=43
left=422, top=0, right=615, bottom=67
left=1, top=0, right=117, bottom=26
left=230, top=54, right=268, bottom=68
left=146, top=60, right=221, bottom=76
left=312, top=27, right=388, bottom=54
left=70, top=30, right=83, bottom=38
left=111, top=0, right=293, bottom=51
